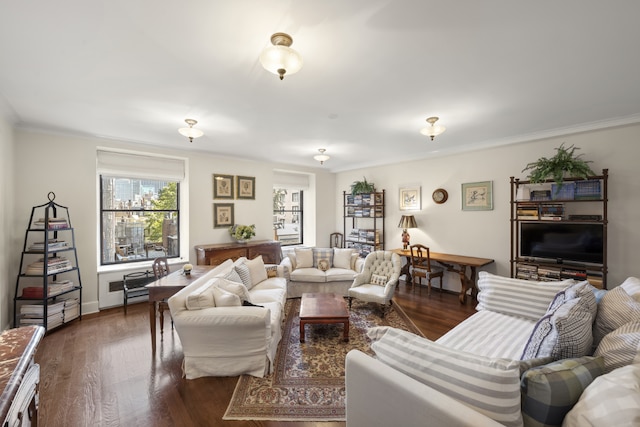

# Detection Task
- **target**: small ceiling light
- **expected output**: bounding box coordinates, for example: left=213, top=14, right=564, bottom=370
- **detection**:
left=259, top=32, right=303, bottom=80
left=314, top=148, right=330, bottom=165
left=178, top=119, right=204, bottom=143
left=420, top=116, right=446, bottom=141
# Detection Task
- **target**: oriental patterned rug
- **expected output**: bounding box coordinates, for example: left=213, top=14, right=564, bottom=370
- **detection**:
left=223, top=297, right=423, bottom=421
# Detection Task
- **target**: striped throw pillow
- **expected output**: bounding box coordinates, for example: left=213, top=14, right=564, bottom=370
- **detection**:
left=477, top=272, right=574, bottom=321
left=594, top=320, right=640, bottom=373
left=594, top=286, right=640, bottom=346
left=368, top=327, right=523, bottom=427
left=521, top=356, right=604, bottom=427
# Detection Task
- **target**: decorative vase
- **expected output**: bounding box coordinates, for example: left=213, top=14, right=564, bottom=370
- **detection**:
left=235, top=238, right=250, bottom=244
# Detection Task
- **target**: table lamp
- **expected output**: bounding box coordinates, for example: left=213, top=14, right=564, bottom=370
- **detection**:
left=398, top=215, right=418, bottom=250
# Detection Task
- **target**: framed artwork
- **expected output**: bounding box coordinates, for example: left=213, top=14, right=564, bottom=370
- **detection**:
left=236, top=176, right=255, bottom=200
left=213, top=203, right=234, bottom=228
left=213, top=174, right=234, bottom=199
left=399, top=186, right=421, bottom=211
left=462, top=181, right=493, bottom=211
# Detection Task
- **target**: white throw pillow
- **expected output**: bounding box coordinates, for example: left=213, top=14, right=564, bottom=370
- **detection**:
left=245, top=255, right=268, bottom=287
left=594, top=320, right=640, bottom=373
left=212, top=286, right=241, bottom=307
left=216, top=278, right=251, bottom=303
left=333, top=248, right=354, bottom=269
left=368, top=327, right=523, bottom=427
left=563, top=364, right=640, bottom=427
left=295, top=248, right=314, bottom=268
left=185, top=279, right=217, bottom=310
left=594, top=286, right=640, bottom=346
left=620, top=276, right=640, bottom=302
left=476, top=272, right=575, bottom=321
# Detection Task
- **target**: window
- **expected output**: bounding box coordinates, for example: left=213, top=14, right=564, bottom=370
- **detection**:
left=273, top=187, right=303, bottom=245
left=100, top=176, right=180, bottom=265
left=97, top=149, right=186, bottom=267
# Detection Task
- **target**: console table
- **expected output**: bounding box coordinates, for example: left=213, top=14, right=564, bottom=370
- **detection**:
left=195, top=240, right=281, bottom=266
left=392, top=249, right=494, bottom=304
left=0, top=325, right=45, bottom=426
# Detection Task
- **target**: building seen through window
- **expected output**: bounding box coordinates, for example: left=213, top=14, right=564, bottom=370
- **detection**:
left=100, top=176, right=180, bottom=265
left=273, top=188, right=303, bottom=246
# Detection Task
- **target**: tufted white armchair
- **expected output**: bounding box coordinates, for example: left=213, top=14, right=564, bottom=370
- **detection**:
left=348, top=251, right=402, bottom=316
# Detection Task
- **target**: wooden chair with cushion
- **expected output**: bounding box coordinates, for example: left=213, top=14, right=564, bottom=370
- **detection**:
left=152, top=257, right=173, bottom=334
left=330, top=232, right=344, bottom=248
left=409, top=244, right=444, bottom=295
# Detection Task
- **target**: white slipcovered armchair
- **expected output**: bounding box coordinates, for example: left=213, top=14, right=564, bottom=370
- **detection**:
left=348, top=251, right=402, bottom=316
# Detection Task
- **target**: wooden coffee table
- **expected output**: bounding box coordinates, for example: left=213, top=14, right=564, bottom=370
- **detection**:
left=299, top=293, right=350, bottom=343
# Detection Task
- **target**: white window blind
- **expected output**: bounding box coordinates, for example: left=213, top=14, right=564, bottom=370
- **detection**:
left=97, top=149, right=185, bottom=180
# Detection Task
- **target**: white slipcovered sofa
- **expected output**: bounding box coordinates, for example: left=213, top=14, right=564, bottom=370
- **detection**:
left=280, top=247, right=364, bottom=298
left=346, top=273, right=640, bottom=427
left=168, top=256, right=287, bottom=379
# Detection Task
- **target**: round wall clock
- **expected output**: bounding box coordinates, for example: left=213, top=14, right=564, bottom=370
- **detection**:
left=432, top=188, right=448, bottom=204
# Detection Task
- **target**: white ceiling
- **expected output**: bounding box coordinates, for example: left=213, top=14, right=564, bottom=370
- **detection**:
left=2, top=1, right=640, bottom=172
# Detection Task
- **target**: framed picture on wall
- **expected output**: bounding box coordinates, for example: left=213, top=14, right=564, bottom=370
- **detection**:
left=213, top=203, right=234, bottom=228
left=462, top=181, right=493, bottom=211
left=236, top=176, right=255, bottom=200
left=213, top=174, right=234, bottom=199
left=399, top=186, right=421, bottom=211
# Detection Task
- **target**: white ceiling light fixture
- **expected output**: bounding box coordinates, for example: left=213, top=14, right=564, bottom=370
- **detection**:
left=314, top=148, right=330, bottom=165
left=420, top=116, right=446, bottom=141
left=259, top=32, right=303, bottom=81
left=178, top=119, right=204, bottom=143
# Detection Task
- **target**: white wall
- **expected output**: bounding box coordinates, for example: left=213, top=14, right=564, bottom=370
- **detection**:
left=0, top=116, right=15, bottom=330
left=336, top=123, right=640, bottom=291
left=11, top=130, right=332, bottom=315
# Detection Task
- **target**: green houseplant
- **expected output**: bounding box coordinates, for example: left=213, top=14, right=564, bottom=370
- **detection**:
left=350, top=177, right=376, bottom=195
left=229, top=224, right=256, bottom=242
left=521, top=143, right=595, bottom=189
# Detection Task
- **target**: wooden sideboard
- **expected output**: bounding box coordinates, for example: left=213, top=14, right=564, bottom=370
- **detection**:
left=195, top=240, right=282, bottom=266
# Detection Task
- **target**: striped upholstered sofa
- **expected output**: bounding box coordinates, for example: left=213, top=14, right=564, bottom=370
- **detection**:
left=346, top=273, right=640, bottom=427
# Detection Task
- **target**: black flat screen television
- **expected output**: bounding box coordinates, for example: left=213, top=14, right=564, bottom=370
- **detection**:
left=520, top=222, right=604, bottom=264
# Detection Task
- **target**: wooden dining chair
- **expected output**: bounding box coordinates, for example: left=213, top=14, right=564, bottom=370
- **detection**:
left=330, top=232, right=344, bottom=248
left=409, top=244, right=444, bottom=295
left=152, top=257, right=173, bottom=334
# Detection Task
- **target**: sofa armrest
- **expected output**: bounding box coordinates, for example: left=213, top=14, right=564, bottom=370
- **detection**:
left=345, top=350, right=502, bottom=427
left=279, top=257, right=293, bottom=279
left=353, top=257, right=365, bottom=273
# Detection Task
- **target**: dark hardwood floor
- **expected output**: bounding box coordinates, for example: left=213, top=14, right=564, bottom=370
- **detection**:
left=35, top=281, right=476, bottom=427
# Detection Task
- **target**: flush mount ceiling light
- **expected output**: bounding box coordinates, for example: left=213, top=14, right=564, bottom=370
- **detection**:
left=178, top=119, right=204, bottom=143
left=420, top=116, right=446, bottom=141
left=259, top=32, right=303, bottom=80
left=313, top=148, right=330, bottom=165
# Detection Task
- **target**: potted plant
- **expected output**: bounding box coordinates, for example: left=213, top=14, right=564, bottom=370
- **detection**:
left=350, top=177, right=376, bottom=195
left=229, top=224, right=256, bottom=243
left=521, top=143, right=595, bottom=189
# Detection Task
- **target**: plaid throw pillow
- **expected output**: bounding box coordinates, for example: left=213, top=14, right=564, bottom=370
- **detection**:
left=312, top=248, right=334, bottom=268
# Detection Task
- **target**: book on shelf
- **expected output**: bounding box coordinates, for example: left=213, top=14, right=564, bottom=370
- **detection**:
left=20, top=280, right=75, bottom=298
left=32, top=217, right=70, bottom=229
left=25, top=257, right=73, bottom=275
left=28, top=239, right=69, bottom=251
left=530, top=190, right=552, bottom=201
left=574, top=180, right=601, bottom=200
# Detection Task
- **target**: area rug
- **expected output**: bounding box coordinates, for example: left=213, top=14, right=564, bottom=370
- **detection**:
left=223, top=298, right=423, bottom=421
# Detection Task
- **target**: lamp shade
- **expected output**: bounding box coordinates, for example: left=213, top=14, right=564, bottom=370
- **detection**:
left=398, top=215, right=417, bottom=229
left=260, top=33, right=303, bottom=80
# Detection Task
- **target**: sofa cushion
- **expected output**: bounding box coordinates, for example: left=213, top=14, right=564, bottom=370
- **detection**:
left=246, top=255, right=268, bottom=287
left=212, top=287, right=241, bottom=307
left=594, top=286, right=640, bottom=346
left=620, top=276, right=640, bottom=301
left=594, top=320, right=640, bottom=373
left=371, top=274, right=387, bottom=286
left=521, top=294, right=595, bottom=360
left=295, top=248, right=314, bottom=268
left=312, top=248, right=334, bottom=268
left=290, top=268, right=326, bottom=283
left=325, top=268, right=357, bottom=282
left=563, top=364, right=640, bottom=427
left=520, top=356, right=604, bottom=427
left=477, top=272, right=574, bottom=321
left=317, top=259, right=330, bottom=271
left=547, top=281, right=595, bottom=317
left=222, top=267, right=244, bottom=284
left=368, top=327, right=524, bottom=427
left=333, top=248, right=355, bottom=269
